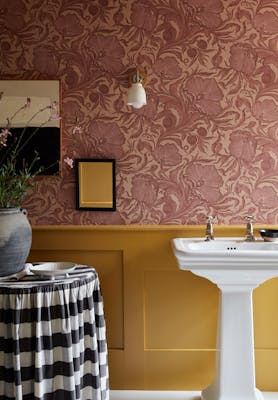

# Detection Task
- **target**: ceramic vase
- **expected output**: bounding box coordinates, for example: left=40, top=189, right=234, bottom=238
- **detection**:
left=0, top=208, right=32, bottom=276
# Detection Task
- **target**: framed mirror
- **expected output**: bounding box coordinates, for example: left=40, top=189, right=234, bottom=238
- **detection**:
left=76, top=159, right=116, bottom=211
left=0, top=80, right=61, bottom=175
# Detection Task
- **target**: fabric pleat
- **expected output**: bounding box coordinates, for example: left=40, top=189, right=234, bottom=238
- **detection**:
left=0, top=266, right=109, bottom=400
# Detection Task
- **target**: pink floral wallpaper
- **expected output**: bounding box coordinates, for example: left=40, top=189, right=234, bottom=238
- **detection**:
left=1, top=0, right=278, bottom=225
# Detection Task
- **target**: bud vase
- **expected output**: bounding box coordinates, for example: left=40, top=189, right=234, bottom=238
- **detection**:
left=0, top=208, right=32, bottom=276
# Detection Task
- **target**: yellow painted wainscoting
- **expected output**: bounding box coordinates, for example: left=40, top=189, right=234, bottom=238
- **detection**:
left=29, top=225, right=278, bottom=391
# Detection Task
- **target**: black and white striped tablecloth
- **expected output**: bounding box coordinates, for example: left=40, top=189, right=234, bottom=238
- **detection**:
left=0, top=265, right=109, bottom=400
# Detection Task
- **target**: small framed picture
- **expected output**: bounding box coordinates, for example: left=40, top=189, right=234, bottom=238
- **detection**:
left=76, top=158, right=116, bottom=211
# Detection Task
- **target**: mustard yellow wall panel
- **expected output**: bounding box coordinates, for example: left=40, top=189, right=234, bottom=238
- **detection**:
left=144, top=270, right=218, bottom=349
left=254, top=278, right=278, bottom=348
left=30, top=225, right=278, bottom=390
left=108, top=350, right=125, bottom=388
left=144, top=350, right=215, bottom=390
left=255, top=350, right=278, bottom=391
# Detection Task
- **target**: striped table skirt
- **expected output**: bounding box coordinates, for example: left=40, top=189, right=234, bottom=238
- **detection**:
left=0, top=265, right=109, bottom=400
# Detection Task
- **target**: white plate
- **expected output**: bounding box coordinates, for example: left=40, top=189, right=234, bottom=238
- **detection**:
left=30, top=262, right=76, bottom=278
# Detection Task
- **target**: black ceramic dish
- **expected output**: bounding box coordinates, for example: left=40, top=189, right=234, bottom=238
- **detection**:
left=259, top=229, right=278, bottom=241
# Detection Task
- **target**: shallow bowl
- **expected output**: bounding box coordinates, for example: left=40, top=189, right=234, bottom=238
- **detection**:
left=259, top=229, right=278, bottom=242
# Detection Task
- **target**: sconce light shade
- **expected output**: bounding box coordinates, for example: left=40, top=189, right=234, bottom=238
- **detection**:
left=127, top=69, right=147, bottom=109
left=127, top=82, right=147, bottom=109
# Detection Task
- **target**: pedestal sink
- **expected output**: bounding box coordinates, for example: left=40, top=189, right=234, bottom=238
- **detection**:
left=172, top=237, right=278, bottom=400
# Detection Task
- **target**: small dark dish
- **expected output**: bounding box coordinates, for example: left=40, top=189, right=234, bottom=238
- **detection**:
left=259, top=229, right=278, bottom=242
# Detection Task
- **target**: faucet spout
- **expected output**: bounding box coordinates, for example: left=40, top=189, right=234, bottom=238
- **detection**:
left=205, top=216, right=215, bottom=241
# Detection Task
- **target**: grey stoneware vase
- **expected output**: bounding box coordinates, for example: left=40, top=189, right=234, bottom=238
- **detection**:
left=0, top=208, right=32, bottom=276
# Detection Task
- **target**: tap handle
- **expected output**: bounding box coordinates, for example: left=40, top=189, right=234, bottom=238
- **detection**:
left=245, top=215, right=255, bottom=241
left=205, top=216, right=214, bottom=240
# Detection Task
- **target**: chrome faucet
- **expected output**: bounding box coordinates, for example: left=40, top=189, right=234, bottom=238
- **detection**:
left=245, top=215, right=256, bottom=241
left=205, top=216, right=215, bottom=241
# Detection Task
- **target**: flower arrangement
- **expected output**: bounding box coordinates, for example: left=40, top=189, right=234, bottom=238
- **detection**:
left=0, top=97, right=60, bottom=208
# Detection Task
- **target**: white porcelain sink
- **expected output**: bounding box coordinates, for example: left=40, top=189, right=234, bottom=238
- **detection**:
left=173, top=237, right=278, bottom=269
left=177, top=237, right=278, bottom=252
left=172, top=237, right=278, bottom=400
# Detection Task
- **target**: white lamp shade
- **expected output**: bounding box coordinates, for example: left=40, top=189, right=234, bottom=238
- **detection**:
left=127, top=82, right=147, bottom=109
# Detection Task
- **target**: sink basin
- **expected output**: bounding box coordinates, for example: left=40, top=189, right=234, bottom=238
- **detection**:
left=172, top=236, right=278, bottom=400
left=173, top=237, right=278, bottom=269
left=177, top=237, right=278, bottom=252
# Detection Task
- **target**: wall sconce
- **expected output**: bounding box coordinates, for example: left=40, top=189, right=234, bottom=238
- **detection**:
left=127, top=69, right=147, bottom=109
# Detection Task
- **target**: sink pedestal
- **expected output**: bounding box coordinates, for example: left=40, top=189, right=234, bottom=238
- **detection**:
left=203, top=282, right=263, bottom=400
left=191, top=270, right=270, bottom=400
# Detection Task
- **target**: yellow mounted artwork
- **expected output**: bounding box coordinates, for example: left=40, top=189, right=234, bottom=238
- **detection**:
left=76, top=159, right=116, bottom=211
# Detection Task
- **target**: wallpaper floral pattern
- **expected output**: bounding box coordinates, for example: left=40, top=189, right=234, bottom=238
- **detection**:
left=1, top=0, right=278, bottom=225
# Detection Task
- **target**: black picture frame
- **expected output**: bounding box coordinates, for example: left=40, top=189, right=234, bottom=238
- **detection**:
left=76, top=158, right=116, bottom=211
